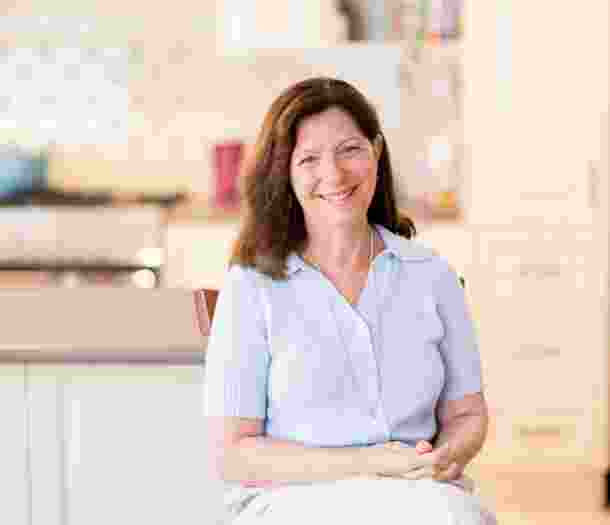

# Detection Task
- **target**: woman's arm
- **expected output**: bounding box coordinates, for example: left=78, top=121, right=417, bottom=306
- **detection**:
left=432, top=392, right=489, bottom=480
left=429, top=257, right=487, bottom=480
left=207, top=416, right=443, bottom=484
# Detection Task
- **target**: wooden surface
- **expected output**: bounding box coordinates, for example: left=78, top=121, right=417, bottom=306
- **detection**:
left=0, top=288, right=218, bottom=363
left=498, top=511, right=610, bottom=525
left=468, top=465, right=609, bottom=524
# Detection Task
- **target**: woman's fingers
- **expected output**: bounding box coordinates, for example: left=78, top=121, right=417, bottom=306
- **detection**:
left=397, top=465, right=436, bottom=480
left=415, top=440, right=433, bottom=454
left=388, top=440, right=433, bottom=454
left=422, top=441, right=451, bottom=469
left=433, top=462, right=463, bottom=482
left=379, top=463, right=463, bottom=482
left=371, top=442, right=463, bottom=483
left=381, top=441, right=433, bottom=470
left=376, top=440, right=452, bottom=475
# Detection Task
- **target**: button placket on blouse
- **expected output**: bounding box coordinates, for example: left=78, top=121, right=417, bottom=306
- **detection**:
left=353, top=244, right=388, bottom=423
left=363, top=255, right=393, bottom=437
left=345, top=309, right=381, bottom=417
left=304, top=253, right=384, bottom=421
left=323, top=285, right=380, bottom=414
left=352, top=317, right=379, bottom=409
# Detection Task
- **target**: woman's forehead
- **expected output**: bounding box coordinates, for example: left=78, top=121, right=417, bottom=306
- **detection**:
left=294, top=108, right=364, bottom=149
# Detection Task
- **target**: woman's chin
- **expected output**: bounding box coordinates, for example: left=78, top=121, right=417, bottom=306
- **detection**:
left=320, top=211, right=368, bottom=228
left=303, top=200, right=370, bottom=228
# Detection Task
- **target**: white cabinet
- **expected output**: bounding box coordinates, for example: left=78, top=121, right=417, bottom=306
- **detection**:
left=467, top=226, right=608, bottom=469
left=463, top=1, right=609, bottom=226
left=0, top=365, right=28, bottom=525
left=27, top=366, right=66, bottom=525
left=463, top=0, right=609, bottom=476
left=25, top=364, right=222, bottom=525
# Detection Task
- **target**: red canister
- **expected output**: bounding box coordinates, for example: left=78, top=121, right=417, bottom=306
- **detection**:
left=212, top=141, right=243, bottom=209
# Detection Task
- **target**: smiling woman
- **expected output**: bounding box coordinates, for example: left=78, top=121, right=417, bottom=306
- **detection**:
left=290, top=108, right=381, bottom=221
left=230, top=76, right=415, bottom=280
left=206, top=77, right=495, bottom=525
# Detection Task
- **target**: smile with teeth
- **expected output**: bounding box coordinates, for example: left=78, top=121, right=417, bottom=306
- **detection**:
left=320, top=186, right=357, bottom=201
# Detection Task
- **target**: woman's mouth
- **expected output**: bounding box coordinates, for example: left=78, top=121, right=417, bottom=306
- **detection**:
left=319, top=185, right=358, bottom=203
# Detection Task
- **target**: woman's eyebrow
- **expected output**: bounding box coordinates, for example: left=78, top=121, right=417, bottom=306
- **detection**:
left=296, top=146, right=321, bottom=156
left=294, top=136, right=365, bottom=158
left=335, top=136, right=365, bottom=148
left=296, top=136, right=363, bottom=155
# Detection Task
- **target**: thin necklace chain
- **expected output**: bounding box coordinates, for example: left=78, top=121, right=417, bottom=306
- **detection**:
left=304, top=225, right=374, bottom=273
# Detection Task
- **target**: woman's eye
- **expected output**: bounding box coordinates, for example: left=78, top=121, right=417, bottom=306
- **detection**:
left=342, top=146, right=361, bottom=154
left=300, top=156, right=317, bottom=165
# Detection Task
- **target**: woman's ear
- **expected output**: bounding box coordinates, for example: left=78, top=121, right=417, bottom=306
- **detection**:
left=373, top=133, right=384, bottom=160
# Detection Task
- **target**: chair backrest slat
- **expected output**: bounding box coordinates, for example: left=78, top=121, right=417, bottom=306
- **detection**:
left=193, top=289, right=219, bottom=336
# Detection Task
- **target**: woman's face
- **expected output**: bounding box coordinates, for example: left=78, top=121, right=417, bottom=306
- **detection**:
left=289, top=106, right=382, bottom=228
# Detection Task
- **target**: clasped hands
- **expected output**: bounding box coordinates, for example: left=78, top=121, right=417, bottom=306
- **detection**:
left=240, top=439, right=465, bottom=490
left=370, top=440, right=464, bottom=482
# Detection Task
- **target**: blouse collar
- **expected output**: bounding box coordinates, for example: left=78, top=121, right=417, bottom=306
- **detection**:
left=285, top=223, right=436, bottom=276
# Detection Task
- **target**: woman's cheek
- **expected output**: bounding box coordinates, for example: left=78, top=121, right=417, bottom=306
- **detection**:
left=296, top=180, right=318, bottom=202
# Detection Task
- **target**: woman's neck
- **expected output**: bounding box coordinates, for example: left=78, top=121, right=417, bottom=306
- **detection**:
left=302, top=221, right=375, bottom=274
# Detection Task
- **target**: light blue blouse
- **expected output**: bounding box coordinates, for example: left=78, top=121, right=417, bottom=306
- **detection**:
left=204, top=223, right=483, bottom=449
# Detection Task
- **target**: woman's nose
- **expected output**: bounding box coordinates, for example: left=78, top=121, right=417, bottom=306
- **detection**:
left=320, top=154, right=347, bottom=181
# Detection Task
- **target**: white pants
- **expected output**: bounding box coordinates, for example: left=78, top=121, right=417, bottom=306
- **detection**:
left=231, top=477, right=497, bottom=525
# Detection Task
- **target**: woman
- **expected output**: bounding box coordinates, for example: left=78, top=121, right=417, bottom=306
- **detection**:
left=204, top=77, right=496, bottom=524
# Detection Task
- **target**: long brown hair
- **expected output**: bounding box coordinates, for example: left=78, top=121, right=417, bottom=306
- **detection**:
left=229, top=77, right=416, bottom=280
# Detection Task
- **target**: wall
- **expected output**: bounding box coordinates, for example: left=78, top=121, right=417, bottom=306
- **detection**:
left=1, top=2, right=442, bottom=216
left=2, top=3, right=375, bottom=198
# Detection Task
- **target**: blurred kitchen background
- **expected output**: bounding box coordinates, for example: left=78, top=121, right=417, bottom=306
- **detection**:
left=1, top=2, right=609, bottom=525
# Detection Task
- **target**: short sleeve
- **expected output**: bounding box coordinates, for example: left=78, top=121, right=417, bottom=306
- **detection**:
left=203, top=264, right=270, bottom=419
left=434, top=260, right=483, bottom=402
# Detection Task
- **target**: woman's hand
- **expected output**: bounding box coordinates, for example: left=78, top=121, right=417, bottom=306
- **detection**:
left=366, top=441, right=451, bottom=480
left=414, top=440, right=464, bottom=482
left=239, top=441, right=458, bottom=487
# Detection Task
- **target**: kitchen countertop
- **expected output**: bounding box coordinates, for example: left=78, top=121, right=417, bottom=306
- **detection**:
left=0, top=344, right=207, bottom=364
left=0, top=288, right=209, bottom=364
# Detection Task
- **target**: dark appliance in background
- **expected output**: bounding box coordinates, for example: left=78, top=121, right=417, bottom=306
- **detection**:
left=0, top=143, right=185, bottom=288
left=0, top=205, right=165, bottom=289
